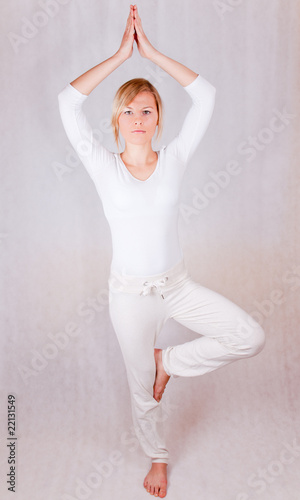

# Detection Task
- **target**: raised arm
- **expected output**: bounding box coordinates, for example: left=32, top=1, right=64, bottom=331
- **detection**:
left=57, top=6, right=136, bottom=181
left=133, top=4, right=216, bottom=165
left=133, top=5, right=198, bottom=87
left=70, top=5, right=136, bottom=95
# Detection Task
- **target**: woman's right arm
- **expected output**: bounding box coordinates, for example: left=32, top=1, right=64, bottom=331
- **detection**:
left=57, top=6, right=135, bottom=181
left=69, top=52, right=127, bottom=96
left=70, top=5, right=136, bottom=95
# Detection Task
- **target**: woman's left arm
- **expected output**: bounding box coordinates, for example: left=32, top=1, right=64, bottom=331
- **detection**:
left=133, top=5, right=198, bottom=86
left=133, top=5, right=216, bottom=164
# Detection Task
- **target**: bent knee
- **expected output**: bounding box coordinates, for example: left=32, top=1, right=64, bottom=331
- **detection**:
left=248, top=322, right=266, bottom=356
left=225, top=318, right=266, bottom=358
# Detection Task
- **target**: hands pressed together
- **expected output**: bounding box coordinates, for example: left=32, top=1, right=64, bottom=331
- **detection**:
left=69, top=4, right=197, bottom=96
left=118, top=4, right=156, bottom=60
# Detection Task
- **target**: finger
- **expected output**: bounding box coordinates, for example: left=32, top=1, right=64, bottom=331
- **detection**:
left=126, top=9, right=134, bottom=27
left=133, top=18, right=140, bottom=35
left=128, top=5, right=134, bottom=22
left=129, top=12, right=135, bottom=31
left=134, top=8, right=143, bottom=29
left=126, top=11, right=131, bottom=27
left=134, top=18, right=143, bottom=36
left=133, top=9, right=141, bottom=27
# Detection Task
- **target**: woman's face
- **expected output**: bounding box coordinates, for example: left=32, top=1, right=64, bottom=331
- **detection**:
left=118, top=91, right=158, bottom=146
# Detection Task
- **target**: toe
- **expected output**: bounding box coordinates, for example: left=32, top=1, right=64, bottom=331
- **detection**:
left=159, top=484, right=167, bottom=498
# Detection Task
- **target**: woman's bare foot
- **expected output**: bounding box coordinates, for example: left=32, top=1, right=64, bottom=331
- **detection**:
left=144, top=462, right=168, bottom=497
left=153, top=348, right=170, bottom=402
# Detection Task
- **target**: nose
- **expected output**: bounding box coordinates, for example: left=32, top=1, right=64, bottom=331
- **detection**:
left=134, top=115, right=143, bottom=125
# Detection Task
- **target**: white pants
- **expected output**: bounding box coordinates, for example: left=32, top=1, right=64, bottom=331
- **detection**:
left=108, top=259, right=265, bottom=464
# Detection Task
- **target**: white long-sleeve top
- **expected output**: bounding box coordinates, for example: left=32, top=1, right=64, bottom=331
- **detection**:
left=58, top=74, right=216, bottom=276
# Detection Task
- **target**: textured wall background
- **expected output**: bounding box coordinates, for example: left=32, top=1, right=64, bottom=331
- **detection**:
left=1, top=0, right=299, bottom=499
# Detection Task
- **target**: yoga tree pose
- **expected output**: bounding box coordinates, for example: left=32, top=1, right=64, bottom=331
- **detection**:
left=58, top=5, right=265, bottom=497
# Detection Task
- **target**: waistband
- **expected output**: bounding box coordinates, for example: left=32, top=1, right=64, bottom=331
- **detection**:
left=108, top=259, right=190, bottom=298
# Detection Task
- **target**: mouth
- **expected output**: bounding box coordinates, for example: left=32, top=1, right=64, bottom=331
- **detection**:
left=131, top=130, right=146, bottom=133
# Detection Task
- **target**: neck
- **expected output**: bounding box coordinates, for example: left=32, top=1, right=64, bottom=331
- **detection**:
left=121, top=142, right=157, bottom=167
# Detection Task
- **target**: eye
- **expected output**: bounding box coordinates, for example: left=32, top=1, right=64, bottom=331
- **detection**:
left=143, top=110, right=151, bottom=115
left=124, top=110, right=132, bottom=115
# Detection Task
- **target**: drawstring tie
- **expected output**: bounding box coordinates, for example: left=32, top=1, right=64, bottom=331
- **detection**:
left=140, top=277, right=169, bottom=299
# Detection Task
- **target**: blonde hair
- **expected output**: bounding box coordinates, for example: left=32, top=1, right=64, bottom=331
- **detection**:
left=111, top=78, right=163, bottom=151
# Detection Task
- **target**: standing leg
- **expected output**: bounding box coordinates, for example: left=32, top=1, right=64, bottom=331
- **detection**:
left=109, top=287, right=169, bottom=497
left=108, top=287, right=169, bottom=464
left=161, top=277, right=265, bottom=378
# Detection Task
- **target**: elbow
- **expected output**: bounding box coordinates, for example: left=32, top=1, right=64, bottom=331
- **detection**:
left=57, top=88, right=66, bottom=103
left=210, top=83, right=217, bottom=101
left=210, top=84, right=217, bottom=109
left=207, top=86, right=216, bottom=116
left=57, top=90, right=68, bottom=120
left=202, top=80, right=217, bottom=111
left=57, top=83, right=73, bottom=103
left=57, top=91, right=64, bottom=107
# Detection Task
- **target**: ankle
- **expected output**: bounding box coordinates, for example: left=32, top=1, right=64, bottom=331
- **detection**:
left=151, top=462, right=168, bottom=468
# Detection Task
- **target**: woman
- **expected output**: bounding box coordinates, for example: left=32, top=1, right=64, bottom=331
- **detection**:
left=58, top=5, right=265, bottom=498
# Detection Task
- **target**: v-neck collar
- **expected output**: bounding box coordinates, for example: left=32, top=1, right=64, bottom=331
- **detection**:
left=118, top=151, right=160, bottom=183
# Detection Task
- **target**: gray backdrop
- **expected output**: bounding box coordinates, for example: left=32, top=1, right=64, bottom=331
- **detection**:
left=1, top=0, right=299, bottom=499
